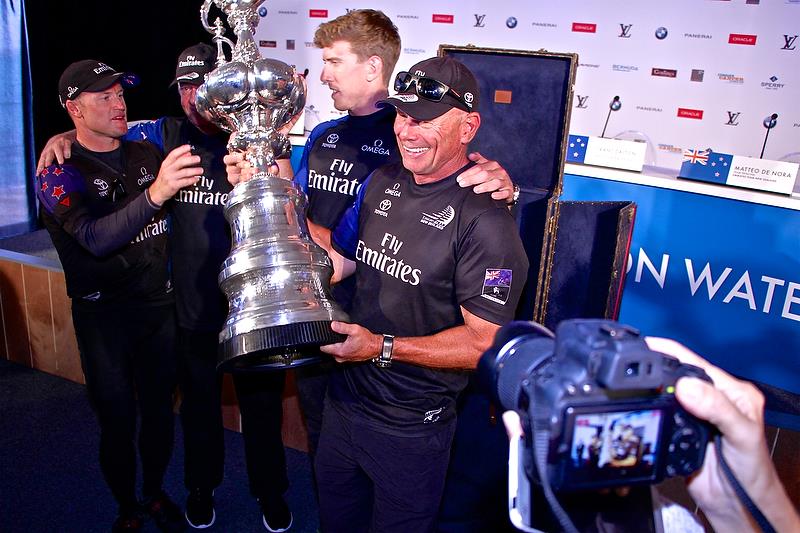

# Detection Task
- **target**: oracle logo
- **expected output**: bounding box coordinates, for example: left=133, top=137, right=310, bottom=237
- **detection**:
left=677, top=108, right=704, bottom=120
left=728, top=33, right=757, bottom=45
left=432, top=14, right=454, bottom=23
left=572, top=22, right=597, bottom=33
left=309, top=9, right=328, bottom=18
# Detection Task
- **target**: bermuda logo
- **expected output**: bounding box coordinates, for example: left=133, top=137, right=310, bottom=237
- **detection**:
left=420, top=205, right=455, bottom=230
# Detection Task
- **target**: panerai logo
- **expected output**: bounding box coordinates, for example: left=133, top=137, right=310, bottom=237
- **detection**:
left=179, top=55, right=206, bottom=67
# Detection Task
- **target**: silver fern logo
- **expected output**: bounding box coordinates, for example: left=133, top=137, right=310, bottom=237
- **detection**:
left=420, top=205, right=455, bottom=230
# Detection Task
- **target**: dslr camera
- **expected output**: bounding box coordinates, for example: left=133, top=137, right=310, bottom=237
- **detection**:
left=479, top=319, right=712, bottom=529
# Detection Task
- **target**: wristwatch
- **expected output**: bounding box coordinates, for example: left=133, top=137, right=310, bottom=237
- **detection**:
left=373, top=334, right=394, bottom=368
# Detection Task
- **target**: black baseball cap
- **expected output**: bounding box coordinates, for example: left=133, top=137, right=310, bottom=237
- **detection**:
left=171, top=43, right=216, bottom=87
left=379, top=56, right=480, bottom=121
left=58, top=60, right=139, bottom=108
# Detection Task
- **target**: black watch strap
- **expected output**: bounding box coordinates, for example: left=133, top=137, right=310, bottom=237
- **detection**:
left=373, top=334, right=394, bottom=368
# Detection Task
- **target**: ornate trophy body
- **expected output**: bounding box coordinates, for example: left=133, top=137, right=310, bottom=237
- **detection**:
left=197, top=0, right=348, bottom=371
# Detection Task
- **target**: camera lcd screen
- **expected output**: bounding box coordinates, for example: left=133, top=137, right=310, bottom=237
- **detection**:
left=566, top=409, right=663, bottom=486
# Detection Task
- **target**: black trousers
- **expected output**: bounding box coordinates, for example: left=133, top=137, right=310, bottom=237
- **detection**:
left=293, top=358, right=335, bottom=457
left=72, top=302, right=177, bottom=513
left=315, top=405, right=456, bottom=533
left=177, top=328, right=289, bottom=500
left=176, top=328, right=224, bottom=491
left=233, top=370, right=289, bottom=500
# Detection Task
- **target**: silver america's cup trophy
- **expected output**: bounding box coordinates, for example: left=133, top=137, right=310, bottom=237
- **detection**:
left=197, top=0, right=348, bottom=371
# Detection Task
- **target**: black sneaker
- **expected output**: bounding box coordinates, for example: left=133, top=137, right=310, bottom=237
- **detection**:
left=185, top=488, right=216, bottom=529
left=143, top=491, right=186, bottom=532
left=112, top=509, right=144, bottom=532
left=259, top=496, right=293, bottom=532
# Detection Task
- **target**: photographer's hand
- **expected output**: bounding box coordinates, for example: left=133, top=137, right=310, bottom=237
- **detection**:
left=645, top=337, right=800, bottom=533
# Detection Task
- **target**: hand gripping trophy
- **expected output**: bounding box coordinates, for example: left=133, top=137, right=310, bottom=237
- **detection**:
left=197, top=0, right=348, bottom=371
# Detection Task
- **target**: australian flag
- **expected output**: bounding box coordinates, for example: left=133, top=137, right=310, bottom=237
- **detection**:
left=679, top=149, right=734, bottom=185
left=566, top=135, right=589, bottom=163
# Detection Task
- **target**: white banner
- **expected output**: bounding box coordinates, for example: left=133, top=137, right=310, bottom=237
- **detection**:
left=253, top=0, right=800, bottom=171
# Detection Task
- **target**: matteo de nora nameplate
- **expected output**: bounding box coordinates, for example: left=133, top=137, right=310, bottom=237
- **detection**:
left=566, top=135, right=647, bottom=172
left=679, top=149, right=799, bottom=195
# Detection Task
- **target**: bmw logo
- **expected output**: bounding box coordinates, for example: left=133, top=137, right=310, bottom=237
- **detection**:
left=258, top=7, right=268, bottom=17
left=655, top=27, right=668, bottom=40
left=506, top=17, right=518, bottom=29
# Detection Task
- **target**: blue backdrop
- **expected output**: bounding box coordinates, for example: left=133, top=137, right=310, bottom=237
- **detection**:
left=562, top=172, right=799, bottom=428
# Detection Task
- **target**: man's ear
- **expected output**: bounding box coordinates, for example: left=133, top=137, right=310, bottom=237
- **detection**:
left=460, top=112, right=481, bottom=144
left=65, top=99, right=82, bottom=119
left=365, top=55, right=384, bottom=83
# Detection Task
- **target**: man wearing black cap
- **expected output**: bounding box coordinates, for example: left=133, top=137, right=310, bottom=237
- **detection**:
left=38, top=45, right=294, bottom=532
left=127, top=43, right=293, bottom=532
left=305, top=56, right=529, bottom=533
left=37, top=59, right=203, bottom=532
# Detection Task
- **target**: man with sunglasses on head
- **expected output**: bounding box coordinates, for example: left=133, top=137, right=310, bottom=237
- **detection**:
left=36, top=60, right=202, bottom=532
left=304, top=55, right=529, bottom=533
left=226, top=8, right=519, bottom=469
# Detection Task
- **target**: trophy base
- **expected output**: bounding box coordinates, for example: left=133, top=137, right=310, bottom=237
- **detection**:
left=217, top=320, right=345, bottom=372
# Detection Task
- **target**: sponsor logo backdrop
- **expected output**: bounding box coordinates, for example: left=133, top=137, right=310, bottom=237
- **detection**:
left=255, top=0, right=799, bottom=169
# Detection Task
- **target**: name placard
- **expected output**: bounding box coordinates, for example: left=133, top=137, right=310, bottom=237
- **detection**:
left=679, top=149, right=799, bottom=195
left=566, top=135, right=647, bottom=172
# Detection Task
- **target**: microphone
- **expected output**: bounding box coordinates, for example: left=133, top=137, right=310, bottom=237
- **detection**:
left=600, top=96, right=621, bottom=138
left=760, top=113, right=778, bottom=159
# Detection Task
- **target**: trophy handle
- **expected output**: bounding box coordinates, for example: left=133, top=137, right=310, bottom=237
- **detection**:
left=200, top=0, right=217, bottom=34
left=201, top=1, right=235, bottom=66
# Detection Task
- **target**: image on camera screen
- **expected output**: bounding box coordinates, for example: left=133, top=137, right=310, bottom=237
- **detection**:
left=566, top=409, right=662, bottom=485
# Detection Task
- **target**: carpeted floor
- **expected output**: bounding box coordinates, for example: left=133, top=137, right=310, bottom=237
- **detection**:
left=0, top=358, right=320, bottom=532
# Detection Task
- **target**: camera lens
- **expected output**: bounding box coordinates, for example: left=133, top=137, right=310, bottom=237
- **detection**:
left=478, top=321, right=555, bottom=410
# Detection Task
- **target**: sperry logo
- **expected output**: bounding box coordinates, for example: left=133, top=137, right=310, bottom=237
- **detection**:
left=420, top=205, right=455, bottom=230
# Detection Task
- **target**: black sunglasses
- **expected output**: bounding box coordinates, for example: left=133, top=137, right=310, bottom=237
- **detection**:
left=393, top=72, right=471, bottom=109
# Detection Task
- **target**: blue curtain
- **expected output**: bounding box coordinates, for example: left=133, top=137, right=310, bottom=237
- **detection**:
left=0, top=0, right=35, bottom=237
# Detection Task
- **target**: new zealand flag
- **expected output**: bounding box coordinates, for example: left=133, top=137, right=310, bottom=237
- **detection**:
left=679, top=150, right=734, bottom=185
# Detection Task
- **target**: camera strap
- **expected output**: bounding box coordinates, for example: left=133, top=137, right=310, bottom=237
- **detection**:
left=714, top=435, right=776, bottom=533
